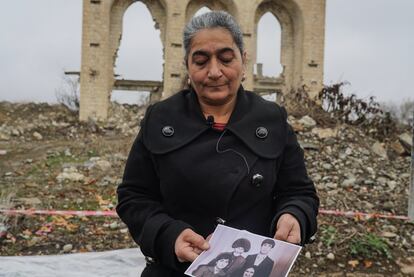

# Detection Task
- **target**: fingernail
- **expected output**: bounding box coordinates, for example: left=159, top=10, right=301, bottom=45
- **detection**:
left=203, top=242, right=209, bottom=249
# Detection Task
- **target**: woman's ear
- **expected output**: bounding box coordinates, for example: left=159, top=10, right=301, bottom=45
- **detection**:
left=183, top=59, right=188, bottom=69
left=242, top=51, right=247, bottom=65
left=241, top=51, right=247, bottom=82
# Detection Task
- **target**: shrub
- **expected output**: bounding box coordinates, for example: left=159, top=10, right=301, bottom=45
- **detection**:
left=349, top=233, right=392, bottom=259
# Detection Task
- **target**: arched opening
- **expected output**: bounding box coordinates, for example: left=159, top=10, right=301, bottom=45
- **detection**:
left=185, top=0, right=237, bottom=23
left=111, top=2, right=163, bottom=105
left=252, top=0, right=303, bottom=101
left=256, top=12, right=283, bottom=78
left=194, top=6, right=211, bottom=17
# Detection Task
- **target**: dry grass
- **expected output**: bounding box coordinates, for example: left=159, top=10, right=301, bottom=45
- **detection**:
left=0, top=190, right=15, bottom=233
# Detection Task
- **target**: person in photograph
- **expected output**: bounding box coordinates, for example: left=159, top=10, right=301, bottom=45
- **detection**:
left=116, top=10, right=319, bottom=277
left=223, top=238, right=251, bottom=276
left=242, top=267, right=255, bottom=277
left=243, top=239, right=275, bottom=277
left=192, top=253, right=233, bottom=277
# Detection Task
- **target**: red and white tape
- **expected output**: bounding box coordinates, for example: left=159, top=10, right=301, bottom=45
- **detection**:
left=318, top=209, right=410, bottom=220
left=0, top=209, right=117, bottom=217
left=0, top=208, right=410, bottom=221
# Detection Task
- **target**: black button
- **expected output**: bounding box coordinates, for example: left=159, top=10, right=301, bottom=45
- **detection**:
left=256, top=127, right=268, bottom=139
left=252, top=173, right=264, bottom=187
left=162, top=126, right=174, bottom=137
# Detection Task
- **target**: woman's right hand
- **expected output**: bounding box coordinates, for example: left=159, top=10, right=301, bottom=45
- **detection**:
left=175, top=228, right=210, bottom=262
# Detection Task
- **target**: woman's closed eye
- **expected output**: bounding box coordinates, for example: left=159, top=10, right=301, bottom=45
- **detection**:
left=219, top=52, right=235, bottom=64
left=193, top=57, right=208, bottom=66
left=192, top=53, right=209, bottom=66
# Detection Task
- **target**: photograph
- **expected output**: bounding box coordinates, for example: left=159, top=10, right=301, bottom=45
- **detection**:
left=185, top=225, right=302, bottom=277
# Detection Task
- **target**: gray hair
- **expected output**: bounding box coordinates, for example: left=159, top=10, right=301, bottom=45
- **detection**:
left=183, top=11, right=244, bottom=65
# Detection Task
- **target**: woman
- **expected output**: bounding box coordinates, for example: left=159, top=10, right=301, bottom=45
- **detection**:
left=192, top=253, right=233, bottom=277
left=116, top=11, right=318, bottom=277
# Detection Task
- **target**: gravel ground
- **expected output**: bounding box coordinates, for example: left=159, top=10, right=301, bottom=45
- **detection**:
left=0, top=101, right=413, bottom=276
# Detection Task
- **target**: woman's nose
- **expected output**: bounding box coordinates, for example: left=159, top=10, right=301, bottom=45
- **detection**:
left=207, top=59, right=222, bottom=79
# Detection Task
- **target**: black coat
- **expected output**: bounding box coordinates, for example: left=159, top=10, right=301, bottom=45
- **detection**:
left=116, top=87, right=319, bottom=277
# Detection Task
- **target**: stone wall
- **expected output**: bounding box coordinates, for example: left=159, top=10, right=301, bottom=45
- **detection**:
left=79, top=0, right=326, bottom=121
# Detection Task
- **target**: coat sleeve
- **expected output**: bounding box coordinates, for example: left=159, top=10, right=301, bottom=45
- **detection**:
left=270, top=108, right=319, bottom=245
left=116, top=111, right=192, bottom=271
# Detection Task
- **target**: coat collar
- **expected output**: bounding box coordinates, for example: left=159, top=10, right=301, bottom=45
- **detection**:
left=142, top=86, right=287, bottom=159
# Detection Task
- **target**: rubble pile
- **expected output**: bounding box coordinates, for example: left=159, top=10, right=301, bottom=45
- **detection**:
left=0, top=102, right=146, bottom=141
left=0, top=100, right=413, bottom=275
left=289, top=115, right=412, bottom=214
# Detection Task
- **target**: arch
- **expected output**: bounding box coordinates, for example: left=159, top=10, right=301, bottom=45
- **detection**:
left=79, top=0, right=326, bottom=120
left=194, top=6, right=212, bottom=17
left=256, top=12, right=283, bottom=77
left=110, top=1, right=164, bottom=104
left=110, top=0, right=167, bottom=69
left=108, top=0, right=166, bottom=104
left=113, top=2, right=163, bottom=80
left=185, top=0, right=238, bottom=23
left=253, top=0, right=304, bottom=91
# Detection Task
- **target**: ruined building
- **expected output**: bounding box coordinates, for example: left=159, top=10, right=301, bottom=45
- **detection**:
left=79, top=0, right=326, bottom=121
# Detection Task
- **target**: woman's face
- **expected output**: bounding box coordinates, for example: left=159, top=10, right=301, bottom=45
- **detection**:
left=186, top=27, right=245, bottom=106
left=216, top=258, right=230, bottom=269
left=243, top=267, right=255, bottom=277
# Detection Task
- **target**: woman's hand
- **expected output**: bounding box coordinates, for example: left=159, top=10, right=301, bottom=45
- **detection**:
left=274, top=213, right=301, bottom=244
left=206, top=233, right=213, bottom=242
left=175, top=229, right=210, bottom=262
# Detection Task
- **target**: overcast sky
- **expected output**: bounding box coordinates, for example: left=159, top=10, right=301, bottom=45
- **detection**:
left=0, top=0, right=412, bottom=105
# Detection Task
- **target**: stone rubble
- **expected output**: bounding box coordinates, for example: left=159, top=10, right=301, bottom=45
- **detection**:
left=0, top=101, right=413, bottom=275
left=62, top=244, right=73, bottom=253
left=286, top=115, right=412, bottom=219
left=0, top=102, right=145, bottom=142
left=56, top=167, right=85, bottom=182
left=298, top=115, right=317, bottom=128
left=399, top=132, right=413, bottom=153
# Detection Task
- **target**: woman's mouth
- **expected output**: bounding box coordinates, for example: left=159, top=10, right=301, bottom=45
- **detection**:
left=205, top=84, right=227, bottom=88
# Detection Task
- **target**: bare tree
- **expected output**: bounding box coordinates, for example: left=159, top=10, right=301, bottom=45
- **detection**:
left=399, top=98, right=414, bottom=125
left=381, top=99, right=414, bottom=125
left=55, top=73, right=80, bottom=111
left=0, top=190, right=14, bottom=237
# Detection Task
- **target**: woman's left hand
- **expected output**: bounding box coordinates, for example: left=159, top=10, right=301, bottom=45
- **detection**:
left=274, top=213, right=301, bottom=244
left=175, top=228, right=210, bottom=262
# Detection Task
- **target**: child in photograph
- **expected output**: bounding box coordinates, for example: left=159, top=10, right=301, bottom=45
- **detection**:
left=224, top=238, right=251, bottom=277
left=192, top=253, right=233, bottom=277
left=242, top=267, right=255, bottom=277
left=243, top=239, right=275, bottom=277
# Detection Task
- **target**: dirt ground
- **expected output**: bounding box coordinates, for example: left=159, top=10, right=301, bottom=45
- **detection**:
left=0, top=101, right=413, bottom=276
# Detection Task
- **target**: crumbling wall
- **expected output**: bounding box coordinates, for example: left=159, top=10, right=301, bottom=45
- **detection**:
left=79, top=0, right=326, bottom=121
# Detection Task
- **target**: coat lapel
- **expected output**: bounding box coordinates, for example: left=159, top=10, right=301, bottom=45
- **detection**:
left=143, top=86, right=287, bottom=159
left=226, top=87, right=287, bottom=159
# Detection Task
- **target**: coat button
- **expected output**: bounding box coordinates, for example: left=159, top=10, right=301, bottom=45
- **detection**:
left=161, top=126, right=174, bottom=137
left=252, top=173, right=264, bottom=187
left=255, top=127, right=268, bottom=139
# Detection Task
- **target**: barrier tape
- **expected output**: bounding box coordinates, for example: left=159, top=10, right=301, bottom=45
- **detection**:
left=0, top=209, right=410, bottom=221
left=0, top=209, right=117, bottom=217
left=318, top=209, right=410, bottom=220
